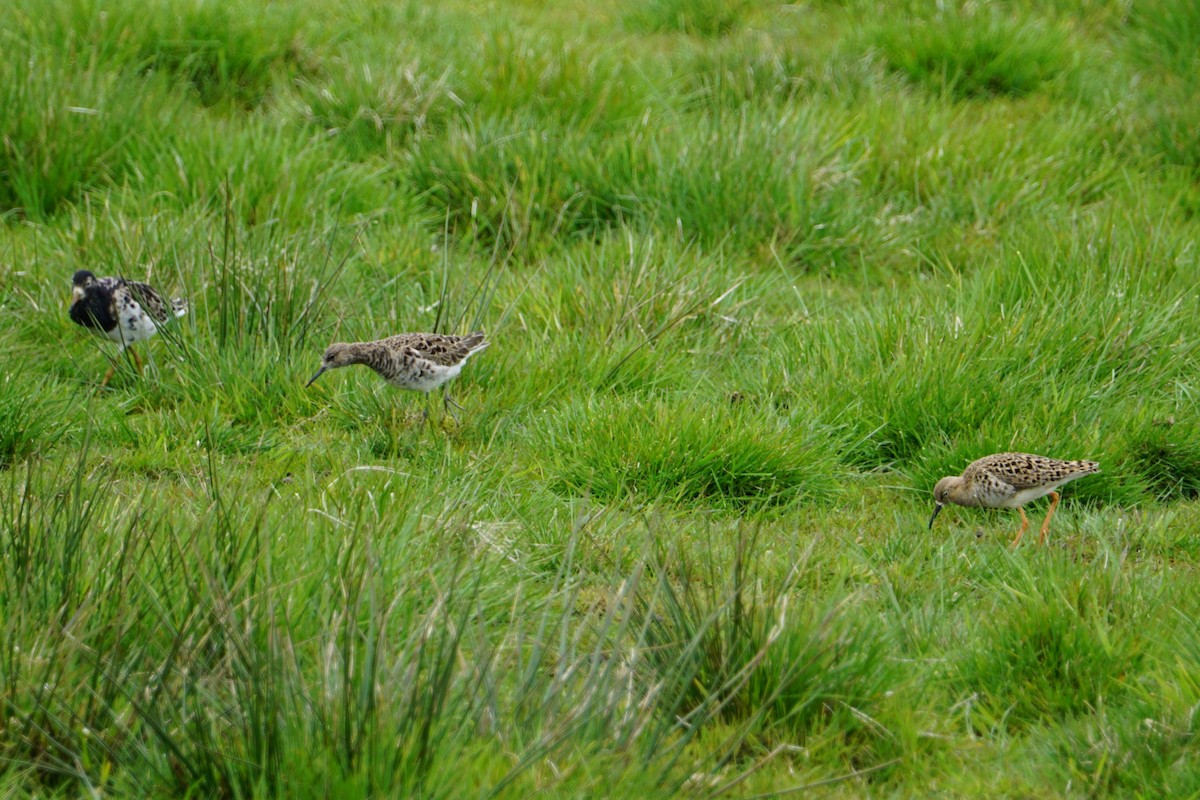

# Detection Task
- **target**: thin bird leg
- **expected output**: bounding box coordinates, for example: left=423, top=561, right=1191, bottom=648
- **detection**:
left=421, top=393, right=433, bottom=429
left=130, top=347, right=144, bottom=374
left=100, top=346, right=131, bottom=390
left=1010, top=507, right=1030, bottom=548
left=443, top=391, right=463, bottom=425
left=1038, top=491, right=1061, bottom=545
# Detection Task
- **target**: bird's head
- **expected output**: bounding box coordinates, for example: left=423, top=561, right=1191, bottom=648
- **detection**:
left=306, top=343, right=358, bottom=387
left=928, top=476, right=963, bottom=529
left=71, top=270, right=96, bottom=303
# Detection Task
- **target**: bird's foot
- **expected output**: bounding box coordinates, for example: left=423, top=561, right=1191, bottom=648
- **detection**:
left=443, top=393, right=462, bottom=425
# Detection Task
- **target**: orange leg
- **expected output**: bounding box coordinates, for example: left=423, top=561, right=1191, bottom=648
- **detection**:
left=98, top=348, right=142, bottom=389
left=1038, top=491, right=1061, bottom=545
left=1010, top=507, right=1030, bottom=548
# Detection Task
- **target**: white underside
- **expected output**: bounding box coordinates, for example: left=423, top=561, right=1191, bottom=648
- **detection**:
left=103, top=312, right=159, bottom=349
left=993, top=478, right=1083, bottom=508
left=389, top=360, right=464, bottom=392
left=97, top=287, right=177, bottom=351
left=994, top=486, right=1055, bottom=508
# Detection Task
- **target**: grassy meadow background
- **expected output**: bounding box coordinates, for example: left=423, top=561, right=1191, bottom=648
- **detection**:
left=3, top=0, right=1200, bottom=795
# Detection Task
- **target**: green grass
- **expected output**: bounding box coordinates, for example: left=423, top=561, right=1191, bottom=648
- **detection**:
left=872, top=9, right=1077, bottom=100
left=540, top=395, right=843, bottom=509
left=623, top=0, right=762, bottom=38
left=4, top=0, right=1200, bottom=795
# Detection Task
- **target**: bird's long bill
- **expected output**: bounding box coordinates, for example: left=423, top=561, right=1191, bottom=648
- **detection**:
left=305, top=366, right=327, bottom=388
left=928, top=503, right=944, bottom=530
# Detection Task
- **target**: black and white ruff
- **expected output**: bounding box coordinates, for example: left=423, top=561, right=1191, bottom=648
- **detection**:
left=69, top=270, right=187, bottom=385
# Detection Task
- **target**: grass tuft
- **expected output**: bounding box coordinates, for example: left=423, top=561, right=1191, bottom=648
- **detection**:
left=0, top=59, right=179, bottom=218
left=136, top=0, right=316, bottom=108
left=957, top=564, right=1146, bottom=730
left=540, top=395, right=843, bottom=509
left=464, top=31, right=651, bottom=129
left=625, top=0, right=760, bottom=38
left=0, top=377, right=63, bottom=467
left=293, top=60, right=454, bottom=154
left=1121, top=417, right=1200, bottom=502
left=874, top=11, right=1073, bottom=100
left=632, top=530, right=905, bottom=773
left=1128, top=0, right=1200, bottom=76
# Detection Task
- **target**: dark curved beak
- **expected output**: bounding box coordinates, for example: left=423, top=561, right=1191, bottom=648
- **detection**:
left=306, top=366, right=327, bottom=388
left=928, top=503, right=944, bottom=530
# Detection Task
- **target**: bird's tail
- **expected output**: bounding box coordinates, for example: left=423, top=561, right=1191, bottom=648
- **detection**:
left=170, top=297, right=188, bottom=318
left=1072, top=459, right=1101, bottom=474
left=463, top=330, right=489, bottom=353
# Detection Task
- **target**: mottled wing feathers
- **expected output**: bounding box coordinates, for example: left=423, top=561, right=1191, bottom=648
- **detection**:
left=389, top=331, right=489, bottom=367
left=125, top=281, right=170, bottom=322
left=125, top=280, right=187, bottom=320
left=963, top=452, right=1100, bottom=490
